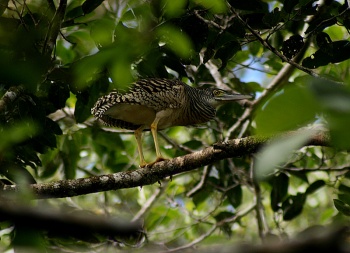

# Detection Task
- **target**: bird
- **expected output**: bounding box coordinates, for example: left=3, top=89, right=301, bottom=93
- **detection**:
left=91, top=78, right=251, bottom=168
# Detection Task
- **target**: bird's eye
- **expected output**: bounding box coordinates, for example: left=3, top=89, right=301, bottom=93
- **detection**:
left=213, top=89, right=223, bottom=96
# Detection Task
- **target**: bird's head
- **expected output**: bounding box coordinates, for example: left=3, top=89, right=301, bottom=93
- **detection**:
left=208, top=88, right=252, bottom=107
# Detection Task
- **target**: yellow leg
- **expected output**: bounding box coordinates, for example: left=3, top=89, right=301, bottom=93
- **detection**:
left=150, top=117, right=167, bottom=165
left=135, top=126, right=147, bottom=168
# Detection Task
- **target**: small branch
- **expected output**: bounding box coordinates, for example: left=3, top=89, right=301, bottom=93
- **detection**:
left=225, top=34, right=311, bottom=140
left=186, top=165, right=211, bottom=197
left=43, top=0, right=67, bottom=56
left=284, top=164, right=350, bottom=173
left=132, top=183, right=167, bottom=222
left=0, top=131, right=330, bottom=199
left=166, top=204, right=256, bottom=252
left=205, top=60, right=232, bottom=90
left=166, top=223, right=217, bottom=252
left=231, top=8, right=319, bottom=78
left=250, top=160, right=268, bottom=241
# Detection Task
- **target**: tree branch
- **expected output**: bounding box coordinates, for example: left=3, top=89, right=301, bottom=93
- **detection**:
left=0, top=201, right=142, bottom=237
left=0, top=131, right=330, bottom=199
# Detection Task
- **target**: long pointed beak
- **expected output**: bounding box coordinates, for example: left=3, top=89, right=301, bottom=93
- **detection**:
left=216, top=93, right=252, bottom=101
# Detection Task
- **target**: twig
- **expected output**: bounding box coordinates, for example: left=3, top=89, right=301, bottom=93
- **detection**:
left=231, top=8, right=318, bottom=78
left=159, top=132, right=195, bottom=154
left=250, top=160, right=268, bottom=241
left=225, top=59, right=296, bottom=140
left=165, top=224, right=217, bottom=252
left=204, top=60, right=232, bottom=90
left=132, top=183, right=167, bottom=222
left=186, top=165, right=211, bottom=197
left=166, top=203, right=256, bottom=252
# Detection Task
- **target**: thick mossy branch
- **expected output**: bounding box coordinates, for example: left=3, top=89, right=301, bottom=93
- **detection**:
left=1, top=132, right=330, bottom=199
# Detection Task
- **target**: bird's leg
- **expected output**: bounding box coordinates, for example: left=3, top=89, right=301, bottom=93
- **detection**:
left=148, top=117, right=167, bottom=166
left=135, top=126, right=148, bottom=168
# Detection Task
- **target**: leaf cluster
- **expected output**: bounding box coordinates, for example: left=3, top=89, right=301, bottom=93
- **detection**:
left=1, top=0, right=350, bottom=252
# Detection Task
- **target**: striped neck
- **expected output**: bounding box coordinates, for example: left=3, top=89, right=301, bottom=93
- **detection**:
left=184, top=85, right=216, bottom=124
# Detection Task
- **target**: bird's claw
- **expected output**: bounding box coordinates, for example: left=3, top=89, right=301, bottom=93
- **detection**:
left=139, top=157, right=168, bottom=168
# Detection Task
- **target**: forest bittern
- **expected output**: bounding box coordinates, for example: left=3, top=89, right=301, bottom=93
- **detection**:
left=91, top=78, right=251, bottom=167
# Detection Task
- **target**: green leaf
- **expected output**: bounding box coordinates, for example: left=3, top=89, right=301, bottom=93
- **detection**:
left=82, top=0, right=104, bottom=14
left=270, top=173, right=289, bottom=211
left=302, top=50, right=330, bottom=69
left=0, top=162, right=36, bottom=184
left=254, top=130, right=314, bottom=180
left=305, top=180, right=325, bottom=195
left=302, top=40, right=350, bottom=68
left=162, top=0, right=188, bottom=17
left=339, top=184, right=350, bottom=194
left=283, top=0, right=299, bottom=13
left=193, top=0, right=228, bottom=13
left=227, top=18, right=246, bottom=38
left=254, top=83, right=319, bottom=135
left=156, top=24, right=194, bottom=59
left=305, top=14, right=337, bottom=34
left=74, top=91, right=91, bottom=123
left=282, top=193, right=306, bottom=220
left=226, top=185, right=242, bottom=208
left=0, top=0, right=9, bottom=16
left=333, top=199, right=350, bottom=216
left=310, top=78, right=350, bottom=149
left=214, top=40, right=241, bottom=70
left=338, top=193, right=350, bottom=206
left=0, top=121, right=38, bottom=152
left=182, top=140, right=203, bottom=150
left=90, top=18, right=116, bottom=48
left=263, top=8, right=282, bottom=28
left=192, top=185, right=214, bottom=207
left=281, top=35, right=304, bottom=59
left=214, top=211, right=235, bottom=237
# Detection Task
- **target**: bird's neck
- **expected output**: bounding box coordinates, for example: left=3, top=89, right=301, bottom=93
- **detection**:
left=183, top=86, right=216, bottom=125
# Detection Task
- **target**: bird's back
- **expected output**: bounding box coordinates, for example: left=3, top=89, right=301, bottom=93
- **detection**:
left=91, top=78, right=187, bottom=130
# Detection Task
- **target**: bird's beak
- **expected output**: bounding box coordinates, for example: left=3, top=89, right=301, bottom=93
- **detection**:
left=216, top=93, right=252, bottom=101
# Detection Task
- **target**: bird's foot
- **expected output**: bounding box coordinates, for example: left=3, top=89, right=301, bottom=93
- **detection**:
left=140, top=157, right=168, bottom=168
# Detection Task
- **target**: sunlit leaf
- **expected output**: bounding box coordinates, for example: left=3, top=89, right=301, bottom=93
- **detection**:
left=156, top=24, right=194, bottom=59
left=254, top=130, right=314, bottom=180
left=310, top=78, right=350, bottom=149
left=162, top=0, right=187, bottom=17
left=192, top=0, right=228, bottom=13
left=254, top=83, right=319, bottom=135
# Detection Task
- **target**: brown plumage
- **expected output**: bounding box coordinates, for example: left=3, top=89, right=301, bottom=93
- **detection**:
left=91, top=78, right=251, bottom=167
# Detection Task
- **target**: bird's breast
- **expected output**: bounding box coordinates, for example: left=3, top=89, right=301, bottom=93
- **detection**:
left=104, top=104, right=156, bottom=126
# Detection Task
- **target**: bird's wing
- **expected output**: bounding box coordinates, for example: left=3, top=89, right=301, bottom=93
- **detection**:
left=128, top=78, right=186, bottom=110
left=91, top=91, right=121, bottom=118
left=91, top=79, right=186, bottom=129
left=91, top=91, right=142, bottom=129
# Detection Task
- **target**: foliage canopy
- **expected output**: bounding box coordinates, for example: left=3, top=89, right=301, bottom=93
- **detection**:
left=1, top=0, right=350, bottom=252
